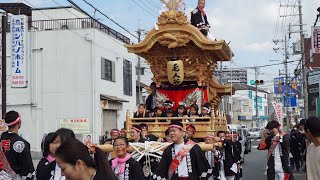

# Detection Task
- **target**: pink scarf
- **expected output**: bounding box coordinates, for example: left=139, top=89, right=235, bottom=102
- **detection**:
left=46, top=154, right=55, bottom=163
left=111, top=154, right=131, bottom=175
left=198, top=6, right=206, bottom=16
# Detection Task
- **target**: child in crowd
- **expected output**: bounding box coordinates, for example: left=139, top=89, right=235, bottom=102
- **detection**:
left=36, top=133, right=56, bottom=180
left=153, top=107, right=163, bottom=117
left=173, top=105, right=188, bottom=118
left=161, top=100, right=174, bottom=117
left=199, top=104, right=211, bottom=121
left=188, top=104, right=199, bottom=122
left=134, top=104, right=150, bottom=118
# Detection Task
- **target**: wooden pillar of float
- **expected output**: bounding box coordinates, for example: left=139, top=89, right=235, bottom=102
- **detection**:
left=97, top=143, right=221, bottom=153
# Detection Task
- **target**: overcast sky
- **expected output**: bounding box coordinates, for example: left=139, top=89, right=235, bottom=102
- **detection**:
left=7, top=0, right=320, bottom=90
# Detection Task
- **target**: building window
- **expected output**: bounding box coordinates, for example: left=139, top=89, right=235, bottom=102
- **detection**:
left=136, top=67, right=145, bottom=75
left=101, top=58, right=115, bottom=82
left=123, top=59, right=132, bottom=96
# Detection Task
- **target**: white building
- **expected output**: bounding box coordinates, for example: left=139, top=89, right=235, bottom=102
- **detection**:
left=1, top=6, right=137, bottom=154
left=221, top=84, right=269, bottom=128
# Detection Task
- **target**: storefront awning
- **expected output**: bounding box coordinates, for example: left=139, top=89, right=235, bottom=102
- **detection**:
left=100, top=94, right=129, bottom=103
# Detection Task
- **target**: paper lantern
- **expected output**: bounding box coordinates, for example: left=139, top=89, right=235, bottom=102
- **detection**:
left=167, top=60, right=184, bottom=85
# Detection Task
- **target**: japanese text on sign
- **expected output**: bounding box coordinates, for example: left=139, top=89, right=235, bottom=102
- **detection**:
left=60, top=118, right=90, bottom=134
left=11, top=15, right=28, bottom=88
left=311, top=26, right=320, bottom=54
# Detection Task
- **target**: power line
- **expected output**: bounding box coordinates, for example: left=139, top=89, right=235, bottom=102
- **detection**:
left=239, top=60, right=298, bottom=69
left=141, top=0, right=161, bottom=12
left=129, top=0, right=158, bottom=18
left=79, top=0, right=139, bottom=39
left=145, top=0, right=162, bottom=10
left=23, top=0, right=133, bottom=59
left=51, top=0, right=125, bottom=46
left=136, top=0, right=159, bottom=15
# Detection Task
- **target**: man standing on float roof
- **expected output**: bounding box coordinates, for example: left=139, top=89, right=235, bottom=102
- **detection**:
left=152, top=121, right=213, bottom=180
left=0, top=110, right=35, bottom=179
left=191, top=0, right=210, bottom=36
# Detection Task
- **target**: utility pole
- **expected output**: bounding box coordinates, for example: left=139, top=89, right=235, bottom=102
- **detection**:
left=284, top=34, right=290, bottom=131
left=136, top=28, right=145, bottom=104
left=1, top=15, right=7, bottom=118
left=219, top=62, right=223, bottom=84
left=298, top=0, right=308, bottom=118
left=254, top=67, right=259, bottom=128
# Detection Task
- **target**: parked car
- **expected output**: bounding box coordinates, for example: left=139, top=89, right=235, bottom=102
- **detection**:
left=227, top=124, right=252, bottom=162
left=248, top=127, right=261, bottom=139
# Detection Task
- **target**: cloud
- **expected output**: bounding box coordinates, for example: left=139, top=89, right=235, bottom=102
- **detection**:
left=242, top=41, right=274, bottom=52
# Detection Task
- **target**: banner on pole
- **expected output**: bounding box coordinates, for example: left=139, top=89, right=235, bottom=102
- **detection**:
left=311, top=26, right=320, bottom=54
left=11, top=15, right=28, bottom=87
left=273, top=102, right=283, bottom=129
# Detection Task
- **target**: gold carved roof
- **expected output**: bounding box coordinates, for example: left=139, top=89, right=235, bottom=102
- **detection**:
left=125, top=10, right=233, bottom=105
left=125, top=11, right=232, bottom=62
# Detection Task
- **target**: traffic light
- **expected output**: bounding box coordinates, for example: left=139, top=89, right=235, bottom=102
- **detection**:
left=279, top=82, right=284, bottom=92
left=292, top=81, right=297, bottom=90
left=250, top=80, right=264, bottom=85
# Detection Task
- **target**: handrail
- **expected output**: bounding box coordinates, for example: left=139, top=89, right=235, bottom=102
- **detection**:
left=30, top=18, right=130, bottom=44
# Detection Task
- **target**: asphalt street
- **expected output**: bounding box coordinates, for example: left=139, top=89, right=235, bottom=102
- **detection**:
left=242, top=139, right=307, bottom=180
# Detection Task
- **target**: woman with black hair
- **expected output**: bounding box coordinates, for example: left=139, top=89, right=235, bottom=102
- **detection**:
left=188, top=104, right=199, bottom=122
left=173, top=105, right=188, bottom=118
left=51, top=128, right=76, bottom=180
left=111, top=137, right=144, bottom=180
left=36, top=132, right=56, bottom=180
left=55, top=139, right=117, bottom=180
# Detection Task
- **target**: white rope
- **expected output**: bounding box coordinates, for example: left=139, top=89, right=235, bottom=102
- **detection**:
left=129, top=142, right=172, bottom=176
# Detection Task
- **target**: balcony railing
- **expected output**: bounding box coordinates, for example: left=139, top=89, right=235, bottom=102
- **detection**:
left=31, top=18, right=130, bottom=44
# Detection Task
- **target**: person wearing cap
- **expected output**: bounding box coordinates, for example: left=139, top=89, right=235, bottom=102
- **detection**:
left=204, top=135, right=220, bottom=180
left=258, top=120, right=293, bottom=180
left=139, top=123, right=159, bottom=141
left=186, top=125, right=199, bottom=143
left=304, top=117, right=320, bottom=180
left=0, top=110, right=35, bottom=179
left=153, top=121, right=213, bottom=180
left=104, top=129, right=121, bottom=145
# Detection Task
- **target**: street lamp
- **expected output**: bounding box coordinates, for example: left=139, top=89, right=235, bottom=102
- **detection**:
left=314, top=7, right=320, bottom=26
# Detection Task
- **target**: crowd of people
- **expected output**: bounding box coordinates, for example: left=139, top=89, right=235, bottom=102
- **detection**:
left=258, top=118, right=320, bottom=180
left=0, top=111, right=319, bottom=180
left=134, top=100, right=212, bottom=122
left=0, top=109, right=246, bottom=180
